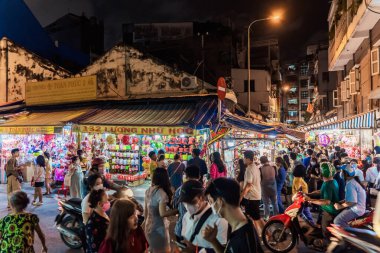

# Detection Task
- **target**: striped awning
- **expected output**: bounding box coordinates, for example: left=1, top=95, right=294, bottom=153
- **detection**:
left=222, top=113, right=278, bottom=135
left=302, top=111, right=375, bottom=131
left=76, top=97, right=219, bottom=130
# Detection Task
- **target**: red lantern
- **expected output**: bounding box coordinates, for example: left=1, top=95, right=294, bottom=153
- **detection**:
left=122, top=135, right=130, bottom=145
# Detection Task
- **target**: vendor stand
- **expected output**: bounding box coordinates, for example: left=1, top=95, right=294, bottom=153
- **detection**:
left=0, top=109, right=89, bottom=183
left=303, top=111, right=376, bottom=159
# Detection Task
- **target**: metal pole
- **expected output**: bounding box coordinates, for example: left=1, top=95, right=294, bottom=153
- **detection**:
left=202, top=35, right=205, bottom=91
left=246, top=18, right=272, bottom=117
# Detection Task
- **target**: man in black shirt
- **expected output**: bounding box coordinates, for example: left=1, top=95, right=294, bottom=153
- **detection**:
left=188, top=148, right=208, bottom=179
left=203, top=178, right=263, bottom=253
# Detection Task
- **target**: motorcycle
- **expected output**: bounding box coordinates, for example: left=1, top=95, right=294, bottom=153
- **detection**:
left=55, top=198, right=85, bottom=249
left=327, top=225, right=380, bottom=253
left=262, top=191, right=325, bottom=253
left=55, top=187, right=143, bottom=250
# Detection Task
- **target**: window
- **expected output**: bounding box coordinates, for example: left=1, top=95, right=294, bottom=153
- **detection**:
left=260, top=104, right=269, bottom=112
left=244, top=80, right=255, bottom=92
left=301, top=91, right=309, bottom=99
left=300, top=79, right=309, bottom=88
left=288, top=99, right=298, bottom=105
left=301, top=103, right=308, bottom=111
left=371, top=48, right=379, bottom=76
left=288, top=111, right=298, bottom=117
left=322, top=72, right=329, bottom=82
left=349, top=70, right=357, bottom=95
left=300, top=65, right=308, bottom=76
left=333, top=90, right=339, bottom=107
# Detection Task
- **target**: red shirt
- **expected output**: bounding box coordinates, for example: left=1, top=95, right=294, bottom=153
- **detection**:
left=99, top=226, right=148, bottom=253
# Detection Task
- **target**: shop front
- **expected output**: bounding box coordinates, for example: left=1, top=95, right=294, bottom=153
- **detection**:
left=303, top=110, right=376, bottom=159
left=76, top=125, right=207, bottom=185
left=0, top=109, right=89, bottom=183
left=207, top=113, right=285, bottom=177
left=74, top=98, right=217, bottom=186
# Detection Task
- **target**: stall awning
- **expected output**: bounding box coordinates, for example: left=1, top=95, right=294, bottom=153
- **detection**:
left=369, top=87, right=380, bottom=100
left=0, top=109, right=91, bottom=126
left=76, top=98, right=218, bottom=129
left=222, top=113, right=278, bottom=135
left=302, top=111, right=375, bottom=131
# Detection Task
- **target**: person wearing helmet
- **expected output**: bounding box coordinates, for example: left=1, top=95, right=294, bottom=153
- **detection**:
left=333, top=164, right=366, bottom=228
left=306, top=162, right=339, bottom=237
left=85, top=158, right=122, bottom=192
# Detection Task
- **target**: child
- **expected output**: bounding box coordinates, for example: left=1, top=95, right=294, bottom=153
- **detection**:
left=292, top=164, right=315, bottom=226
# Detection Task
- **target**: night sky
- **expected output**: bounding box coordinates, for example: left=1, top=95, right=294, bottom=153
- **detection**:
left=25, top=0, right=330, bottom=60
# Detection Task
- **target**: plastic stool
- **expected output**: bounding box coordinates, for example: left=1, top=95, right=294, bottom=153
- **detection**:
left=57, top=182, right=69, bottom=198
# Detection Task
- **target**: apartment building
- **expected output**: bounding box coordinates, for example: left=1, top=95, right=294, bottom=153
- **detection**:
left=328, top=0, right=380, bottom=118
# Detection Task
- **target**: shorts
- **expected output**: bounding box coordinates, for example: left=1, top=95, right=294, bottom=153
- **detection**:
left=242, top=198, right=261, bottom=220
left=34, top=182, right=44, bottom=187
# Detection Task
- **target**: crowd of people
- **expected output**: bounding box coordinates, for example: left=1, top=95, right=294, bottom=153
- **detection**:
left=2, top=144, right=380, bottom=252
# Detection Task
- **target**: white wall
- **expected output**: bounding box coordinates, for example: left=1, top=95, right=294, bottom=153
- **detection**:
left=231, top=68, right=272, bottom=114
left=0, top=38, right=71, bottom=102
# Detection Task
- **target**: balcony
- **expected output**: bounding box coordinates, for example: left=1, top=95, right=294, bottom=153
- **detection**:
left=328, top=0, right=380, bottom=71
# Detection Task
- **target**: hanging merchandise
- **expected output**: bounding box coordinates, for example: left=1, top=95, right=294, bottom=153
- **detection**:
left=80, top=129, right=207, bottom=186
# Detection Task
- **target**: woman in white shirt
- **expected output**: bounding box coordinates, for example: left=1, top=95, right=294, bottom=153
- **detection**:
left=32, top=155, right=46, bottom=206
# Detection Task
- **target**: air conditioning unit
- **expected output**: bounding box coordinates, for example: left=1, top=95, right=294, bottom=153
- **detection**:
left=181, top=76, right=198, bottom=90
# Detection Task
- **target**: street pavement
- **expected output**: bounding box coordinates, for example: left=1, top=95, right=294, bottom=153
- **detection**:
left=0, top=182, right=317, bottom=253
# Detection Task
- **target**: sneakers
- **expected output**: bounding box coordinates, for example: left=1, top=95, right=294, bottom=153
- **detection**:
left=32, top=201, right=43, bottom=206
left=37, top=202, right=43, bottom=206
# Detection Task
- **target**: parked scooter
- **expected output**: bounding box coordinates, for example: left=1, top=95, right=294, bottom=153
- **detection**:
left=55, top=187, right=141, bottom=250
left=55, top=198, right=84, bottom=249
left=327, top=224, right=380, bottom=253
left=262, top=191, right=325, bottom=253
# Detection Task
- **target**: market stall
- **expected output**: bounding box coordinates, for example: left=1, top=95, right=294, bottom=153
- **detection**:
left=303, top=110, right=376, bottom=159
left=0, top=109, right=89, bottom=183
left=74, top=98, right=217, bottom=186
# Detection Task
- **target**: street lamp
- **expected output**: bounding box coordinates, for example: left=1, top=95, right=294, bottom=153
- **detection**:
left=246, top=15, right=281, bottom=116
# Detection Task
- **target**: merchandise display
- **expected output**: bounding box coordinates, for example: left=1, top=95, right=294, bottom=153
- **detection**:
left=80, top=132, right=206, bottom=184
left=0, top=126, right=74, bottom=183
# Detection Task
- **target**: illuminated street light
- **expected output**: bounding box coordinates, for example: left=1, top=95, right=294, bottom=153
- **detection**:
left=246, top=13, right=282, bottom=116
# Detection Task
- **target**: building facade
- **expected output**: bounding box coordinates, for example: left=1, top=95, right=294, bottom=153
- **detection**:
left=328, top=0, right=380, bottom=119
left=231, top=68, right=278, bottom=118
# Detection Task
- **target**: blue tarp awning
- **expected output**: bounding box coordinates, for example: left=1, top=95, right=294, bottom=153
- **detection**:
left=223, top=113, right=278, bottom=135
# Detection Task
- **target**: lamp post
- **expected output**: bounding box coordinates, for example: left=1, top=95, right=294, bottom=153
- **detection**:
left=246, top=15, right=281, bottom=117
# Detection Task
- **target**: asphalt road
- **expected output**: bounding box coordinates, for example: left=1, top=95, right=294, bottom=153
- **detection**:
left=0, top=182, right=318, bottom=253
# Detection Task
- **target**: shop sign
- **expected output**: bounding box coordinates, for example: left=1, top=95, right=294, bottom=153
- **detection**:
left=317, top=134, right=330, bottom=146
left=208, top=127, right=229, bottom=145
left=78, top=125, right=195, bottom=136
left=0, top=126, right=56, bottom=134
left=25, top=76, right=97, bottom=106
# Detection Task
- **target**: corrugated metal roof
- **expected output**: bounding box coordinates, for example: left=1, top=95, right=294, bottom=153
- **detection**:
left=78, top=103, right=197, bottom=126
left=1, top=109, right=90, bottom=126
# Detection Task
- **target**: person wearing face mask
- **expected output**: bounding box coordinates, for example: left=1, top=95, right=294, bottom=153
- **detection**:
left=70, top=156, right=84, bottom=198
left=82, top=173, right=104, bottom=224
left=85, top=189, right=110, bottom=253
left=202, top=178, right=263, bottom=253
left=306, top=157, right=320, bottom=193
left=173, top=165, right=200, bottom=242
left=333, top=164, right=367, bottom=228
left=85, top=158, right=122, bottom=194
left=350, top=159, right=365, bottom=183
left=99, top=199, right=148, bottom=253
left=178, top=180, right=228, bottom=252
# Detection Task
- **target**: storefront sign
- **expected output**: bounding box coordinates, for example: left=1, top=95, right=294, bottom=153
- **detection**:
left=25, top=76, right=97, bottom=106
left=78, top=125, right=195, bottom=135
left=208, top=127, right=229, bottom=145
left=317, top=134, right=331, bottom=146
left=0, top=126, right=56, bottom=134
